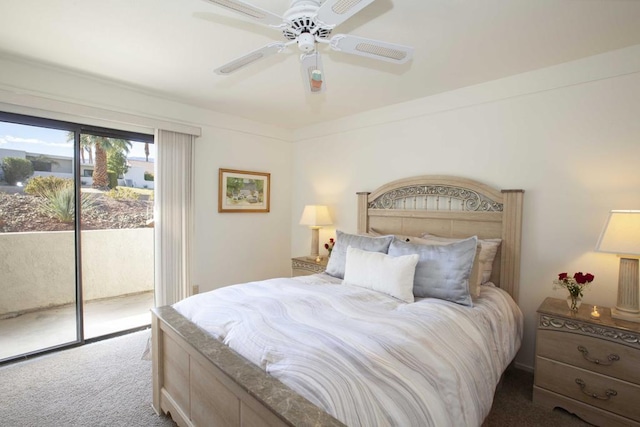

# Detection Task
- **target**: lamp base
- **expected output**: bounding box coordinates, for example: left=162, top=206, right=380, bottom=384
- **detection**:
left=612, top=257, right=640, bottom=323
left=611, top=307, right=640, bottom=323
left=309, top=226, right=320, bottom=259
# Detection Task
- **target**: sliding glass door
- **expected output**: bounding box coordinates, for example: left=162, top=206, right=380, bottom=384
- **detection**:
left=0, top=112, right=155, bottom=363
left=79, top=133, right=155, bottom=339
left=0, top=117, right=81, bottom=361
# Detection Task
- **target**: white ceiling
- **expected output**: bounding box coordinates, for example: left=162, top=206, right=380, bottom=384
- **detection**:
left=1, top=0, right=640, bottom=130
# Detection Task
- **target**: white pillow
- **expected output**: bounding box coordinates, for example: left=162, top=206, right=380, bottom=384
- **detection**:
left=343, top=246, right=419, bottom=303
left=326, top=230, right=394, bottom=279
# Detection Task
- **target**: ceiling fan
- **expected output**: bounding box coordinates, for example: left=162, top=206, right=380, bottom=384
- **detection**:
left=204, top=0, right=414, bottom=94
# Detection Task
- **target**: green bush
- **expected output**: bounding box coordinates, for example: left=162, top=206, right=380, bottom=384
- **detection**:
left=105, top=187, right=140, bottom=201
left=144, top=172, right=154, bottom=181
left=1, top=157, right=34, bottom=185
left=25, top=176, right=72, bottom=197
left=40, top=187, right=96, bottom=223
left=107, top=170, right=118, bottom=189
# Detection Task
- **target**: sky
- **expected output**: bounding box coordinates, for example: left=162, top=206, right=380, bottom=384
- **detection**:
left=0, top=121, right=155, bottom=160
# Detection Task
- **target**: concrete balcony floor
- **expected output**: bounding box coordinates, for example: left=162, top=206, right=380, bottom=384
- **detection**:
left=0, top=291, right=153, bottom=361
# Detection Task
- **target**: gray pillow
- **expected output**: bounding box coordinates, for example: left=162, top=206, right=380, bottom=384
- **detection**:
left=325, top=230, right=394, bottom=279
left=388, top=236, right=477, bottom=306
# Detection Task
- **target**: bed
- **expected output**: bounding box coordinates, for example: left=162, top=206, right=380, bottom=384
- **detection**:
left=151, top=175, right=525, bottom=427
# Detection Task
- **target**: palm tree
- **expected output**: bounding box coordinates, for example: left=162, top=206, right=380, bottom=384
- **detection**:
left=144, top=142, right=150, bottom=162
left=91, top=137, right=132, bottom=189
left=66, top=133, right=132, bottom=189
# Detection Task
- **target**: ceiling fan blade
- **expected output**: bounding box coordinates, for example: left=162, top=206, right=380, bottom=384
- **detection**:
left=214, top=42, right=286, bottom=75
left=201, top=0, right=285, bottom=28
left=300, top=52, right=326, bottom=94
left=329, top=34, right=413, bottom=64
left=316, top=0, right=377, bottom=28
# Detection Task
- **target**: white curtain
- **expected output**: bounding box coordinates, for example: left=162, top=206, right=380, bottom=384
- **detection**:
left=154, top=129, right=195, bottom=306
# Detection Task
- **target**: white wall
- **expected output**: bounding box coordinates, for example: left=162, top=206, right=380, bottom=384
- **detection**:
left=291, top=45, right=640, bottom=370
left=3, top=45, right=640, bottom=371
left=0, top=55, right=294, bottom=295
left=193, top=127, right=293, bottom=289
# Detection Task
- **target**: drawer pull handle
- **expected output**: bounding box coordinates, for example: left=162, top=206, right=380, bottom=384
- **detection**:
left=575, top=379, right=617, bottom=401
left=577, top=345, right=620, bottom=366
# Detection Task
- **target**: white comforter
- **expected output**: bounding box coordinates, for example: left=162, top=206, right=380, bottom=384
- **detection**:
left=173, top=274, right=523, bottom=427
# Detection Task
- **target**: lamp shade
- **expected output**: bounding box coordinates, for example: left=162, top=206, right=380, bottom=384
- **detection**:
left=595, top=210, right=640, bottom=256
left=299, top=205, right=332, bottom=227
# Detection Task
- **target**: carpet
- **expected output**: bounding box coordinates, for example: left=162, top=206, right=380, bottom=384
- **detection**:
left=485, top=366, right=592, bottom=426
left=0, top=329, right=176, bottom=427
left=1, top=329, right=594, bottom=427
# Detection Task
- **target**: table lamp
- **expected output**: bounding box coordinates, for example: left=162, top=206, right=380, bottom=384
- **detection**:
left=595, top=210, right=640, bottom=323
left=299, top=205, right=332, bottom=262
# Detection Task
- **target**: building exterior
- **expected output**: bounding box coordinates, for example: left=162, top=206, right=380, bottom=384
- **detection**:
left=0, top=148, right=153, bottom=189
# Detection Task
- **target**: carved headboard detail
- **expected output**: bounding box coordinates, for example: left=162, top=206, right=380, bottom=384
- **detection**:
left=357, top=175, right=524, bottom=301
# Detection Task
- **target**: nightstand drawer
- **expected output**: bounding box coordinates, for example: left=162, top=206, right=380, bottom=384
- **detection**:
left=537, top=329, right=640, bottom=384
left=536, top=357, right=640, bottom=420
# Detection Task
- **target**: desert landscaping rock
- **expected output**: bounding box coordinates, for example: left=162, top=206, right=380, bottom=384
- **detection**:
left=0, top=192, right=153, bottom=232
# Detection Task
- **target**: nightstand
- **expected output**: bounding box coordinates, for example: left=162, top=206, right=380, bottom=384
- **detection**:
left=533, top=297, right=640, bottom=427
left=291, top=256, right=328, bottom=277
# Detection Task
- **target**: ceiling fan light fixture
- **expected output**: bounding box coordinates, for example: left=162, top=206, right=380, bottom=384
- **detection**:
left=205, top=0, right=413, bottom=92
left=297, top=32, right=316, bottom=52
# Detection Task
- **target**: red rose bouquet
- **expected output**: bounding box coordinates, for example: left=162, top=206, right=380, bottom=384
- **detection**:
left=553, top=272, right=595, bottom=311
left=324, top=238, right=335, bottom=256
left=553, top=272, right=595, bottom=298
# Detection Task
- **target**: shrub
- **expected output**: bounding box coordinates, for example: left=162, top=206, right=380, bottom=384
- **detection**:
left=25, top=176, right=72, bottom=197
left=107, top=170, right=118, bottom=189
left=107, top=150, right=129, bottom=179
left=106, top=187, right=140, bottom=201
left=1, top=157, right=34, bottom=185
left=40, top=187, right=96, bottom=223
left=144, top=172, right=154, bottom=181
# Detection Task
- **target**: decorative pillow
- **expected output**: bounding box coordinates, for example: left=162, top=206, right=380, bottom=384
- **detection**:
left=388, top=236, right=478, bottom=306
left=420, top=233, right=501, bottom=287
left=343, top=246, right=419, bottom=303
left=325, top=230, right=394, bottom=279
left=394, top=236, right=482, bottom=297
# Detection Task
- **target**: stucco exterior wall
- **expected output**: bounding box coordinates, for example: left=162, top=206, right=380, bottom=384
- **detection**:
left=0, top=228, right=153, bottom=315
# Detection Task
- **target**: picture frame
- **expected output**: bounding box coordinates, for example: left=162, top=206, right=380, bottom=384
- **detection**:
left=218, top=169, right=270, bottom=213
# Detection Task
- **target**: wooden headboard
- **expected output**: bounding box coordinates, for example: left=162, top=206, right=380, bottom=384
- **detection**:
left=357, top=175, right=524, bottom=302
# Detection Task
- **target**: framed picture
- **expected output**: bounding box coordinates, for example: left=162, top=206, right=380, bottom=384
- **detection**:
left=218, top=169, right=270, bottom=213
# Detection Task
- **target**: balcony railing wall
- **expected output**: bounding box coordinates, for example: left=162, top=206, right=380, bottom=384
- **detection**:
left=0, top=228, right=154, bottom=316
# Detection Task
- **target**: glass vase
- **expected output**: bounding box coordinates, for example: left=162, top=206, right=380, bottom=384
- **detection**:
left=567, top=294, right=582, bottom=311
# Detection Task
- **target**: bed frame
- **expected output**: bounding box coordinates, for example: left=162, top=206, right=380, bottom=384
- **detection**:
left=151, top=175, right=524, bottom=426
left=357, top=175, right=524, bottom=301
